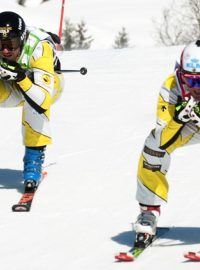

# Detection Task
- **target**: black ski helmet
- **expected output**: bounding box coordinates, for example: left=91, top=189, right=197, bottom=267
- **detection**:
left=0, top=11, right=26, bottom=44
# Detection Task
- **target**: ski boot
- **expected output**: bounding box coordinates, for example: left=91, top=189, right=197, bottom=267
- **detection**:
left=134, top=205, right=160, bottom=247
left=115, top=205, right=163, bottom=262
left=23, top=146, right=46, bottom=191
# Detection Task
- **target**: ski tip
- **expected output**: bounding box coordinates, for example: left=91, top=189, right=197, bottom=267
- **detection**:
left=115, top=252, right=134, bottom=262
left=12, top=204, right=30, bottom=212
left=184, top=252, right=200, bottom=261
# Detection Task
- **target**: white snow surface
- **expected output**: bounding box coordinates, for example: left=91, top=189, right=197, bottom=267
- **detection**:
left=0, top=1, right=199, bottom=269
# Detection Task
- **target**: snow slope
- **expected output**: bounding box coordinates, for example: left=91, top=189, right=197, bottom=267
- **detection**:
left=0, top=44, right=200, bottom=270
left=0, top=1, right=200, bottom=270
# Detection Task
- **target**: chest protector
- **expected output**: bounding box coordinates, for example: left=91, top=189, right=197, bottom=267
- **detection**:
left=17, top=28, right=57, bottom=70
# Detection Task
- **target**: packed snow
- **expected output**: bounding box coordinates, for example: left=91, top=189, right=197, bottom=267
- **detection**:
left=0, top=1, right=199, bottom=269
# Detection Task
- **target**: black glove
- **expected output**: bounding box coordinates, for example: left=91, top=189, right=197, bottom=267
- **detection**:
left=174, top=96, right=196, bottom=124
left=0, top=58, right=26, bottom=81
left=47, top=32, right=61, bottom=44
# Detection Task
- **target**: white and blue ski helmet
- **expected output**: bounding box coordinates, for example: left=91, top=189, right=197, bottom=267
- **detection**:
left=180, top=40, right=200, bottom=74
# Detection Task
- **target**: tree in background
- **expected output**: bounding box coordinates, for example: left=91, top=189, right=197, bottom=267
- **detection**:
left=74, top=21, right=93, bottom=50
left=113, top=27, right=129, bottom=49
left=62, top=19, right=76, bottom=50
left=153, top=0, right=200, bottom=46
left=62, top=19, right=93, bottom=50
left=17, top=0, right=50, bottom=5
left=17, top=0, right=26, bottom=6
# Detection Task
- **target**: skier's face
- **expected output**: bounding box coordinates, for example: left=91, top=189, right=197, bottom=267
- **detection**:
left=0, top=38, right=21, bottom=61
left=182, top=73, right=200, bottom=101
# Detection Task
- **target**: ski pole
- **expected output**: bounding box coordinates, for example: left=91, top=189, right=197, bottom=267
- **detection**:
left=60, top=67, right=87, bottom=75
left=57, top=0, right=66, bottom=50
left=58, top=0, right=65, bottom=40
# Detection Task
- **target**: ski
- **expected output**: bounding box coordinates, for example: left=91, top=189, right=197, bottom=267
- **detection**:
left=12, top=171, right=47, bottom=212
left=115, top=227, right=169, bottom=262
left=184, top=251, right=200, bottom=261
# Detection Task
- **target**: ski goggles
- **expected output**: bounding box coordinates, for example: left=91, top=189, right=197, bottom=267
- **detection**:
left=181, top=72, right=200, bottom=89
left=0, top=37, right=21, bottom=51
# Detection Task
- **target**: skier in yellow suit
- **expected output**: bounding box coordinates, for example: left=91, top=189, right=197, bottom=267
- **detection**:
left=134, top=40, right=200, bottom=240
left=0, top=11, right=64, bottom=188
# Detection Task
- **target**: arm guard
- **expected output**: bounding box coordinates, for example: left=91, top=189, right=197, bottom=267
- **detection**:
left=17, top=41, right=54, bottom=113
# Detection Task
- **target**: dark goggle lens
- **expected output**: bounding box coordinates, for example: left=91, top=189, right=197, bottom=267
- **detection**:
left=0, top=37, right=21, bottom=51
left=182, top=74, right=200, bottom=88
